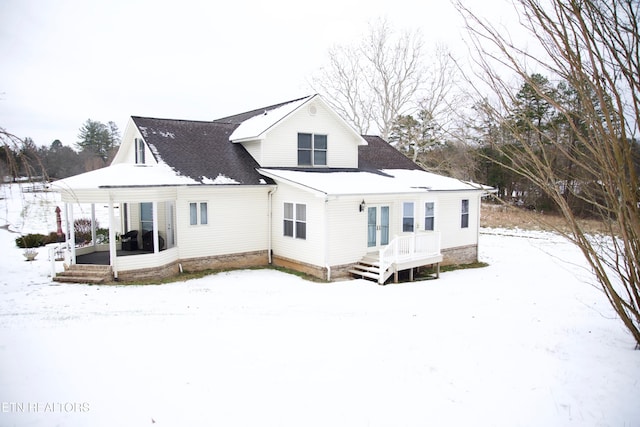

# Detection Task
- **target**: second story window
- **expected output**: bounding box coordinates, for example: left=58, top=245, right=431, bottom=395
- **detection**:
left=298, top=133, right=327, bottom=166
left=135, top=138, right=146, bottom=164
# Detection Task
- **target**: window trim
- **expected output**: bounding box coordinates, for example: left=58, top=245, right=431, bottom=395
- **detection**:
left=135, top=138, right=146, bottom=164
left=189, top=201, right=208, bottom=226
left=283, top=202, right=307, bottom=240
left=297, top=133, right=328, bottom=167
left=424, top=201, right=435, bottom=231
left=402, top=201, right=415, bottom=233
left=461, top=199, right=470, bottom=229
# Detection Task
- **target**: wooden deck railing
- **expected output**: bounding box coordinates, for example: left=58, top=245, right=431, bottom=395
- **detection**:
left=379, top=232, right=442, bottom=284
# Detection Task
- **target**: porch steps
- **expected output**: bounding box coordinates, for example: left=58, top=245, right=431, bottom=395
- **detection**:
left=53, top=264, right=113, bottom=284
left=348, top=255, right=383, bottom=282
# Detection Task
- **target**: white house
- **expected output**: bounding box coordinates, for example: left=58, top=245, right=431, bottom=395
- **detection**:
left=52, top=95, right=490, bottom=284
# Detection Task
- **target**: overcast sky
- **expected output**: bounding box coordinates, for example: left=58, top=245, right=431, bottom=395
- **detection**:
left=1, top=0, right=508, bottom=148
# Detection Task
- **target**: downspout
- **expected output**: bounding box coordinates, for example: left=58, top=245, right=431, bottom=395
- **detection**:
left=324, top=196, right=331, bottom=281
left=267, top=186, right=278, bottom=264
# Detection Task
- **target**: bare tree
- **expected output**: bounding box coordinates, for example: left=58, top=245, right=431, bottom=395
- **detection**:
left=311, top=19, right=426, bottom=139
left=454, top=0, right=640, bottom=347
left=1, top=129, right=45, bottom=182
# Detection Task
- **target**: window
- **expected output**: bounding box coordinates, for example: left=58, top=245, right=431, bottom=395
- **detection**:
left=461, top=199, right=469, bottom=228
left=402, top=202, right=414, bottom=232
left=135, top=138, right=146, bottom=164
left=284, top=202, right=306, bottom=239
left=140, top=202, right=153, bottom=233
left=298, top=133, right=327, bottom=166
left=425, top=202, right=435, bottom=231
left=190, top=202, right=208, bottom=225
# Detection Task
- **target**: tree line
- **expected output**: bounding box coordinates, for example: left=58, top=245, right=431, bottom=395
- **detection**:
left=0, top=119, right=120, bottom=181
left=314, top=2, right=640, bottom=347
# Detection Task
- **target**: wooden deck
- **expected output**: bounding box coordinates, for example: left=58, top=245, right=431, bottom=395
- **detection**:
left=350, top=232, right=443, bottom=284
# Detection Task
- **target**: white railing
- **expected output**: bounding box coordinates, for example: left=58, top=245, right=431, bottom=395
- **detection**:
left=379, top=231, right=441, bottom=284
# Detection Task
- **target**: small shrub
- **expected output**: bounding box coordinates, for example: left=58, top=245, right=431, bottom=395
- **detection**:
left=15, top=233, right=46, bottom=248
left=74, top=218, right=98, bottom=243
left=45, top=231, right=66, bottom=244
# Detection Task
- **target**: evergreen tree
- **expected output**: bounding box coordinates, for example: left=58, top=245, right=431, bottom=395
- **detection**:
left=76, top=119, right=120, bottom=163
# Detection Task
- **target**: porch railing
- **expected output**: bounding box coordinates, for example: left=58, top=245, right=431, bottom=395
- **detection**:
left=379, top=231, right=441, bottom=284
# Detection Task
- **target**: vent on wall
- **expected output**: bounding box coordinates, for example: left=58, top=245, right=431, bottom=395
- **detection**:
left=308, top=105, right=317, bottom=116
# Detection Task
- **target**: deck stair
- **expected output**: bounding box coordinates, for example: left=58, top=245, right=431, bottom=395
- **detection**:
left=349, top=255, right=382, bottom=281
left=53, top=264, right=113, bottom=284
left=349, top=232, right=443, bottom=285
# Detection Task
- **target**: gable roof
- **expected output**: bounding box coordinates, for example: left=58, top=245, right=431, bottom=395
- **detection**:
left=214, top=96, right=312, bottom=126
left=132, top=116, right=272, bottom=185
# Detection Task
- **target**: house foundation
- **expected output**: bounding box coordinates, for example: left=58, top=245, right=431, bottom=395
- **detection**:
left=441, top=244, right=478, bottom=265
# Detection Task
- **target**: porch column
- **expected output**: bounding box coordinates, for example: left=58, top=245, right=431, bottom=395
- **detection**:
left=152, top=201, right=159, bottom=254
left=108, top=197, right=118, bottom=279
left=90, top=203, right=97, bottom=248
left=67, top=202, right=76, bottom=264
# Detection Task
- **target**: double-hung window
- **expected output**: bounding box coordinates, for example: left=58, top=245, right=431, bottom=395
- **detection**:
left=135, top=138, right=146, bottom=164
left=461, top=199, right=469, bottom=228
left=402, top=202, right=414, bottom=232
left=190, top=202, right=208, bottom=225
left=298, top=133, right=327, bottom=166
left=424, top=202, right=435, bottom=231
left=284, top=202, right=306, bottom=239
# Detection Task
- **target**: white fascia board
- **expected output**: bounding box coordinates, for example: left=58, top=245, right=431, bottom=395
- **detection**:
left=257, top=169, right=327, bottom=197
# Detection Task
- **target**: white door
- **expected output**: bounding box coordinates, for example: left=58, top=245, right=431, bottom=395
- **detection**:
left=367, top=205, right=390, bottom=248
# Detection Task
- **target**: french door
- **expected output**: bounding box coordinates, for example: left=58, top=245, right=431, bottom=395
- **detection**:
left=367, top=205, right=390, bottom=248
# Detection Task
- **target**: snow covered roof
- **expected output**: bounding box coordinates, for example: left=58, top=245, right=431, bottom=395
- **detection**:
left=258, top=168, right=488, bottom=196
left=51, top=163, right=199, bottom=190
left=130, top=117, right=272, bottom=186
left=227, top=96, right=312, bottom=142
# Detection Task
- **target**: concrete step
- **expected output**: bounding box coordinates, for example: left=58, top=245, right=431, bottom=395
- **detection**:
left=53, top=275, right=109, bottom=284
left=66, top=264, right=112, bottom=272
left=54, top=264, right=112, bottom=284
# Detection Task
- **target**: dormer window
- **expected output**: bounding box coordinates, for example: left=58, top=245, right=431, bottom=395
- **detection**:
left=135, top=138, right=146, bottom=164
left=298, top=133, right=327, bottom=166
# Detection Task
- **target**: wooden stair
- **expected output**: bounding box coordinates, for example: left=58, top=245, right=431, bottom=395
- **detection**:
left=349, top=255, right=384, bottom=283
left=53, top=264, right=113, bottom=284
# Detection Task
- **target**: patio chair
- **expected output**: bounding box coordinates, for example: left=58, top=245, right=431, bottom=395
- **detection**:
left=120, top=230, right=139, bottom=251
left=142, top=230, right=165, bottom=252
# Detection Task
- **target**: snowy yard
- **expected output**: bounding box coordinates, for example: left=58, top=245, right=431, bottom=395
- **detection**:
left=0, top=186, right=638, bottom=426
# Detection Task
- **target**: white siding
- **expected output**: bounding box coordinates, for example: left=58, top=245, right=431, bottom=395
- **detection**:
left=175, top=186, right=271, bottom=259
left=426, top=191, right=480, bottom=250
left=241, top=140, right=262, bottom=164
left=271, top=184, right=327, bottom=266
left=112, top=118, right=156, bottom=165
left=326, top=197, right=369, bottom=265
left=252, top=98, right=361, bottom=168
left=324, top=191, right=483, bottom=267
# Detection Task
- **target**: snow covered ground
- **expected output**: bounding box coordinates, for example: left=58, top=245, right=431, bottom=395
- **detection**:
left=0, top=184, right=638, bottom=426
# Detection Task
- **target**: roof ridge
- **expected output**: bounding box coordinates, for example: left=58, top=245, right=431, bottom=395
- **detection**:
left=131, top=116, right=219, bottom=124
left=213, top=95, right=314, bottom=124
